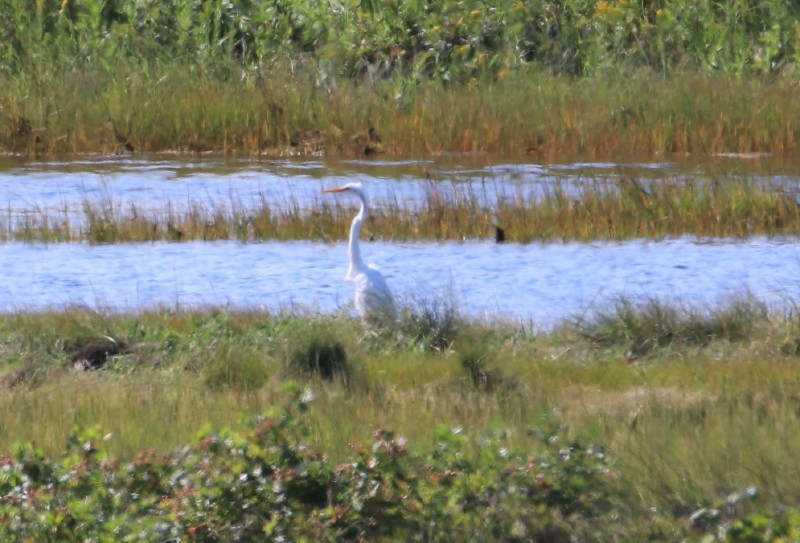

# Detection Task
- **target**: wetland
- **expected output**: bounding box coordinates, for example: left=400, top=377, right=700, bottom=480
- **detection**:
left=1, top=155, right=799, bottom=325
left=2, top=0, right=800, bottom=538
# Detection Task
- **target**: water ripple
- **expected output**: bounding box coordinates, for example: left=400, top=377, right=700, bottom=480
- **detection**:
left=0, top=237, right=796, bottom=327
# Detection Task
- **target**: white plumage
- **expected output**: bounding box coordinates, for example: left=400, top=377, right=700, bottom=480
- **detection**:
left=323, top=182, right=396, bottom=323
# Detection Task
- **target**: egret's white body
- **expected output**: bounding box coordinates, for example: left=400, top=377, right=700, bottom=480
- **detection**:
left=323, top=183, right=396, bottom=323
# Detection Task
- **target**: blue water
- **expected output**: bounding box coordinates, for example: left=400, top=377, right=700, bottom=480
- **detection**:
left=0, top=155, right=799, bottom=326
left=0, top=237, right=796, bottom=327
left=2, top=155, right=797, bottom=226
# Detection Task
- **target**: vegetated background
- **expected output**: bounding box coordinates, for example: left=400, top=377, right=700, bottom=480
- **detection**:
left=3, top=0, right=798, bottom=79
left=1, top=0, right=799, bottom=156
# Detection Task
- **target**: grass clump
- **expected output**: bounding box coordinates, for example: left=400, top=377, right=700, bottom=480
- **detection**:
left=393, top=289, right=464, bottom=353
left=457, top=342, right=515, bottom=393
left=574, top=296, right=766, bottom=359
left=0, top=359, right=47, bottom=389
left=284, top=322, right=352, bottom=382
left=287, top=336, right=349, bottom=382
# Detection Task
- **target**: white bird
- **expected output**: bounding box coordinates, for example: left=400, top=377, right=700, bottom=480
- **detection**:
left=322, top=182, right=396, bottom=323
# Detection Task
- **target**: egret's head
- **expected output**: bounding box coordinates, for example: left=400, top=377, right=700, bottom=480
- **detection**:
left=322, top=183, right=368, bottom=207
left=322, top=182, right=363, bottom=195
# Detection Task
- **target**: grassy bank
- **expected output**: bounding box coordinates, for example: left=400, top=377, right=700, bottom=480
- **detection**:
left=1, top=0, right=799, bottom=159
left=3, top=70, right=799, bottom=159
left=4, top=175, right=800, bottom=243
left=0, top=299, right=799, bottom=538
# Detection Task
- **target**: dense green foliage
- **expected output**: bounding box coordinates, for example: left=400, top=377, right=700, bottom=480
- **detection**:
left=0, top=389, right=627, bottom=541
left=2, top=0, right=799, bottom=79
left=0, top=388, right=797, bottom=541
left=2, top=1, right=799, bottom=156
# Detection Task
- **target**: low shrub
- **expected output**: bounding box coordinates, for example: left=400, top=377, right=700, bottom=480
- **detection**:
left=0, top=387, right=631, bottom=542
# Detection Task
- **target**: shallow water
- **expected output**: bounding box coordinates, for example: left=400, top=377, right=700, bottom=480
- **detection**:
left=1, top=155, right=799, bottom=326
left=1, top=154, right=798, bottom=225
left=0, top=237, right=797, bottom=327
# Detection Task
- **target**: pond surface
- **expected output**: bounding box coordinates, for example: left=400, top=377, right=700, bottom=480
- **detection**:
left=0, top=155, right=799, bottom=326
left=0, top=237, right=797, bottom=327
left=1, top=154, right=799, bottom=223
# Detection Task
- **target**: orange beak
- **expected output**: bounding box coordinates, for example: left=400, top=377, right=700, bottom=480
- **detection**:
left=322, top=186, right=348, bottom=193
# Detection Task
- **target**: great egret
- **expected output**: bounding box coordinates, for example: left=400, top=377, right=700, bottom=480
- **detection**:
left=322, top=182, right=396, bottom=323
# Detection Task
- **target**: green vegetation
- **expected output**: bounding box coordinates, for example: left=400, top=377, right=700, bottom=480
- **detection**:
left=0, top=398, right=626, bottom=541
left=3, top=0, right=799, bottom=79
left=4, top=176, right=800, bottom=243
left=2, top=0, right=800, bottom=539
left=575, top=295, right=766, bottom=359
left=0, top=300, right=799, bottom=539
left=1, top=0, right=799, bottom=157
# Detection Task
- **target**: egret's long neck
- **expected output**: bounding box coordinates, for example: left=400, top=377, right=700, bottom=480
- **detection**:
left=346, top=196, right=367, bottom=279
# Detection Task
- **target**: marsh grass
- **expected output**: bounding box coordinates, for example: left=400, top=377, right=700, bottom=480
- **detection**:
left=283, top=323, right=351, bottom=383
left=2, top=0, right=799, bottom=167
left=574, top=295, right=767, bottom=359
left=2, top=69, right=799, bottom=159
left=0, top=256, right=785, bottom=522
left=201, top=341, right=272, bottom=391
left=392, top=288, right=464, bottom=353
left=1, top=175, right=799, bottom=243
left=0, top=300, right=800, bottom=535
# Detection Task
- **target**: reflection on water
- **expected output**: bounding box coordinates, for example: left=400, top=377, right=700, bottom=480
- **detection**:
left=0, top=237, right=797, bottom=327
